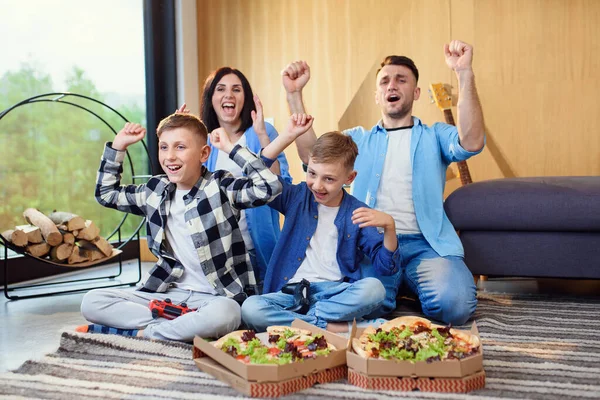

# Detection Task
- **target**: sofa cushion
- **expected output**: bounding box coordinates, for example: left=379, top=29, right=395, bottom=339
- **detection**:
left=444, top=176, right=600, bottom=231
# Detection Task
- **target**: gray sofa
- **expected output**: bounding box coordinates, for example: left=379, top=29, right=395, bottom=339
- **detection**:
left=444, top=176, right=600, bottom=279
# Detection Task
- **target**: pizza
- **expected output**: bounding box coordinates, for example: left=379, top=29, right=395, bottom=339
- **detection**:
left=213, top=326, right=335, bottom=365
left=352, top=316, right=480, bottom=362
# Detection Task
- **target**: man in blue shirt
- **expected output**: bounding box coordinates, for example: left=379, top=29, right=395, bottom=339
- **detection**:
left=282, top=40, right=485, bottom=325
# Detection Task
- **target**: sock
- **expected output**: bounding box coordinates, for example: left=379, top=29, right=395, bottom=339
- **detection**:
left=76, top=324, right=139, bottom=337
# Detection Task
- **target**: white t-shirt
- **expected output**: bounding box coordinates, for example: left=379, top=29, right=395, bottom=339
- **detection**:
left=166, top=189, right=217, bottom=294
left=376, top=126, right=421, bottom=234
left=214, top=134, right=255, bottom=251
left=290, top=204, right=343, bottom=283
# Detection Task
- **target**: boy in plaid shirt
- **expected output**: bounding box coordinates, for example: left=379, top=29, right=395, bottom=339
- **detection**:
left=79, top=112, right=312, bottom=341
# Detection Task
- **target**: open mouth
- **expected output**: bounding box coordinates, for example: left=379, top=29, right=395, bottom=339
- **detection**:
left=222, top=102, right=236, bottom=113
left=166, top=165, right=181, bottom=173
left=313, top=191, right=327, bottom=200
left=386, top=94, right=400, bottom=103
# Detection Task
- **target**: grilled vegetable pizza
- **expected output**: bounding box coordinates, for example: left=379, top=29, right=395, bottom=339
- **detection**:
left=352, top=316, right=480, bottom=362
left=213, top=326, right=336, bottom=365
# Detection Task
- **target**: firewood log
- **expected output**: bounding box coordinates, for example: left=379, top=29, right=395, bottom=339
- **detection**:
left=62, top=232, right=75, bottom=245
left=92, top=236, right=113, bottom=257
left=48, top=211, right=86, bottom=231
left=23, top=208, right=62, bottom=246
left=50, top=243, right=74, bottom=261
left=26, top=242, right=51, bottom=257
left=68, top=246, right=88, bottom=264
left=77, top=220, right=100, bottom=241
left=1, top=229, right=28, bottom=247
left=15, top=225, right=43, bottom=244
left=81, top=248, right=104, bottom=262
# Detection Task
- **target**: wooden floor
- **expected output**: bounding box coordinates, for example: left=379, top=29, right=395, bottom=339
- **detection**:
left=1, top=261, right=599, bottom=372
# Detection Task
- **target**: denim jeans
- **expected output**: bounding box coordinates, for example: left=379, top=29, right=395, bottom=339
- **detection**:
left=241, top=277, right=386, bottom=332
left=362, top=233, right=477, bottom=325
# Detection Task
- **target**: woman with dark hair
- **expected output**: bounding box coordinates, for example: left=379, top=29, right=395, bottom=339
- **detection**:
left=200, top=67, right=293, bottom=287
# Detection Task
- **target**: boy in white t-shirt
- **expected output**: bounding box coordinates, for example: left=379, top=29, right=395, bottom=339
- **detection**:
left=78, top=112, right=311, bottom=341
left=241, top=130, right=401, bottom=333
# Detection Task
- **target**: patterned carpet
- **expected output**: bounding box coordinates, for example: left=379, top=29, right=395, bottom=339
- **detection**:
left=1, top=291, right=600, bottom=399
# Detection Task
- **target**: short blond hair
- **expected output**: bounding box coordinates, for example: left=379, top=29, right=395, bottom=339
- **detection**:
left=156, top=113, right=208, bottom=141
left=309, top=131, right=358, bottom=170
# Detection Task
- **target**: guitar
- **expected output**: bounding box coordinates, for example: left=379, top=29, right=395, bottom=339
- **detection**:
left=429, top=83, right=473, bottom=186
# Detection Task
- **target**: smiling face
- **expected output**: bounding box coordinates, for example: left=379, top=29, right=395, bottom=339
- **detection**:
left=306, top=159, right=357, bottom=207
left=158, top=127, right=210, bottom=190
left=375, top=64, right=420, bottom=122
left=211, top=73, right=245, bottom=129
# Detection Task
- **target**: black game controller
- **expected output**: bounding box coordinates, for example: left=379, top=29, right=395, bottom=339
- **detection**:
left=282, top=279, right=310, bottom=314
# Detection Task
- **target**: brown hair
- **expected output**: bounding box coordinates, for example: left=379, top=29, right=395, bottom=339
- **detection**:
left=156, top=113, right=208, bottom=141
left=309, top=131, right=358, bottom=171
left=377, top=55, right=419, bottom=82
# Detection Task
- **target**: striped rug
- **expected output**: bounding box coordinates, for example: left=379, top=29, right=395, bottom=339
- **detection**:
left=1, top=291, right=600, bottom=399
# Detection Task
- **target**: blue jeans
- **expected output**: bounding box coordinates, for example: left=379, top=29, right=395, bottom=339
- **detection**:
left=362, top=233, right=477, bottom=325
left=241, top=278, right=385, bottom=332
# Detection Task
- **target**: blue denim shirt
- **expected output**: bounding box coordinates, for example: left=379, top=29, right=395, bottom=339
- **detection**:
left=205, top=122, right=292, bottom=282
left=262, top=178, right=401, bottom=293
left=345, top=117, right=484, bottom=257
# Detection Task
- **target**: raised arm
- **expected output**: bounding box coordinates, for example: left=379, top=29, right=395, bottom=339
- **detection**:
left=282, top=60, right=317, bottom=164
left=251, top=94, right=281, bottom=175
left=96, top=123, right=148, bottom=215
left=210, top=128, right=282, bottom=209
left=262, top=113, right=313, bottom=160
left=444, top=40, right=485, bottom=152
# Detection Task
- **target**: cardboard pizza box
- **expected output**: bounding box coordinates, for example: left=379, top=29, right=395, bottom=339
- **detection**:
left=348, top=368, right=486, bottom=393
left=346, top=321, right=483, bottom=378
left=193, top=319, right=349, bottom=383
left=195, top=356, right=347, bottom=398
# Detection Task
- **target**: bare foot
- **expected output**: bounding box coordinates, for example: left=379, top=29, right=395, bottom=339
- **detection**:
left=326, top=322, right=348, bottom=333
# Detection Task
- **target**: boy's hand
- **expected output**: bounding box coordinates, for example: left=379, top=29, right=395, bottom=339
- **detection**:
left=282, top=60, right=310, bottom=93
left=286, top=113, right=314, bottom=139
left=250, top=95, right=267, bottom=138
left=210, top=127, right=234, bottom=154
left=112, top=122, right=146, bottom=151
left=351, top=207, right=394, bottom=230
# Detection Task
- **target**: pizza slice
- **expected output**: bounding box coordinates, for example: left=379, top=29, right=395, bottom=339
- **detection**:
left=267, top=326, right=336, bottom=359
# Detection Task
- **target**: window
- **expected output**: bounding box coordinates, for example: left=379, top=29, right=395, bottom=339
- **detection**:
left=0, top=0, right=148, bottom=260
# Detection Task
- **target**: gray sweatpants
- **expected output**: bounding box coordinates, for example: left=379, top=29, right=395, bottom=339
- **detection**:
left=80, top=287, right=241, bottom=342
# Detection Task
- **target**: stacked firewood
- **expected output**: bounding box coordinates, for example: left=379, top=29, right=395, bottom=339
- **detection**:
left=1, top=209, right=114, bottom=265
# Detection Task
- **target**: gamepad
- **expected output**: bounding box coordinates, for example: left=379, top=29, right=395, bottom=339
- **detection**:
left=149, top=298, right=196, bottom=320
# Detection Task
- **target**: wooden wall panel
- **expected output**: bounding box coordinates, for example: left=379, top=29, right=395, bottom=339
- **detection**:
left=453, top=0, right=600, bottom=180
left=196, top=0, right=453, bottom=181
left=197, top=0, right=600, bottom=186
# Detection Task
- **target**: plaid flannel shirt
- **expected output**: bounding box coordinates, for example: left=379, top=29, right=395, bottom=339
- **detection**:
left=95, top=143, right=282, bottom=297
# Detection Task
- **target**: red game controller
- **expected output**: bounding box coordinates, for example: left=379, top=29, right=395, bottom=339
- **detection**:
left=149, top=298, right=196, bottom=320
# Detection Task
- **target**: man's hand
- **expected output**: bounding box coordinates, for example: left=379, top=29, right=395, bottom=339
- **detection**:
left=210, top=127, right=234, bottom=154
left=251, top=94, right=267, bottom=138
left=286, top=113, right=314, bottom=139
left=444, top=40, right=474, bottom=73
left=352, top=207, right=394, bottom=230
left=112, top=122, right=146, bottom=151
left=282, top=60, right=311, bottom=94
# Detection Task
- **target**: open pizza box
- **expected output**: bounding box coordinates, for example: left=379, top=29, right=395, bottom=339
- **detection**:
left=193, top=319, right=349, bottom=397
left=346, top=321, right=485, bottom=392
